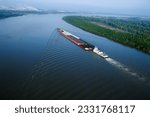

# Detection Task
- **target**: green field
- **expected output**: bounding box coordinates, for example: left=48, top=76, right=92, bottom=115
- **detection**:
left=63, top=16, right=150, bottom=54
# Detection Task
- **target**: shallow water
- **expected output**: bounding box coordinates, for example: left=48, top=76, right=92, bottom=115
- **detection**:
left=0, top=14, right=150, bottom=99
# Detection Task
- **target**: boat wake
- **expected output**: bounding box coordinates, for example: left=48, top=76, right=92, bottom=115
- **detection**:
left=56, top=28, right=148, bottom=84
left=105, top=57, right=146, bottom=82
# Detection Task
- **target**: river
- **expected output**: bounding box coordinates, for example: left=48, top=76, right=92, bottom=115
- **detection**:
left=0, top=14, right=150, bottom=99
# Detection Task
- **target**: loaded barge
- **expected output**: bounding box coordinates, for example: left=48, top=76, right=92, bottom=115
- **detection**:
left=57, top=28, right=109, bottom=59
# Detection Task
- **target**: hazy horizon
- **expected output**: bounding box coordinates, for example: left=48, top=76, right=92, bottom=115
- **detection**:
left=0, top=0, right=150, bottom=16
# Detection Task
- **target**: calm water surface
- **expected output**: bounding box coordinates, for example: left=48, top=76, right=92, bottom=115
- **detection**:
left=0, top=14, right=150, bottom=99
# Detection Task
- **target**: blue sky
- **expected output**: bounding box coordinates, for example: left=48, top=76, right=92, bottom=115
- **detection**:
left=0, top=0, right=149, bottom=16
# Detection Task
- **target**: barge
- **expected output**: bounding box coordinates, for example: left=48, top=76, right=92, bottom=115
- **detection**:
left=57, top=28, right=109, bottom=59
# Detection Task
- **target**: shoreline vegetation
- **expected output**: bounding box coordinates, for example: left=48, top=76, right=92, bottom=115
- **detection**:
left=0, top=10, right=44, bottom=19
left=0, top=10, right=49, bottom=19
left=63, top=16, right=150, bottom=54
left=0, top=10, right=74, bottom=20
left=0, top=10, right=24, bottom=19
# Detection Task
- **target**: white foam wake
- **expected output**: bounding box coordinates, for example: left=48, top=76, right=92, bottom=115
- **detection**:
left=105, top=58, right=146, bottom=81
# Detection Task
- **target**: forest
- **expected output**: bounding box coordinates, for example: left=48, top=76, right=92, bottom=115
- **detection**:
left=0, top=10, right=45, bottom=19
left=63, top=16, right=150, bottom=54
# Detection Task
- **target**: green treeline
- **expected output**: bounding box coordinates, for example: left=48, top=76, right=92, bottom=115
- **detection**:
left=0, top=10, right=45, bottom=19
left=63, top=16, right=150, bottom=54
left=0, top=10, right=23, bottom=19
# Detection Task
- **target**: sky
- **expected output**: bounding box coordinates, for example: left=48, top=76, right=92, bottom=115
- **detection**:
left=0, top=0, right=149, bottom=16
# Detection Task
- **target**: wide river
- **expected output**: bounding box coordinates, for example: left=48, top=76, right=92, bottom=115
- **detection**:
left=0, top=14, right=150, bottom=99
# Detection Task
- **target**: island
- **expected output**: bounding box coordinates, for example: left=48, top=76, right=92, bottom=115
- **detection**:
left=63, top=16, right=150, bottom=54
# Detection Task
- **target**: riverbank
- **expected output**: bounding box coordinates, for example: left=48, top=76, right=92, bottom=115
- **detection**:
left=0, top=10, right=47, bottom=19
left=63, top=16, right=150, bottom=54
